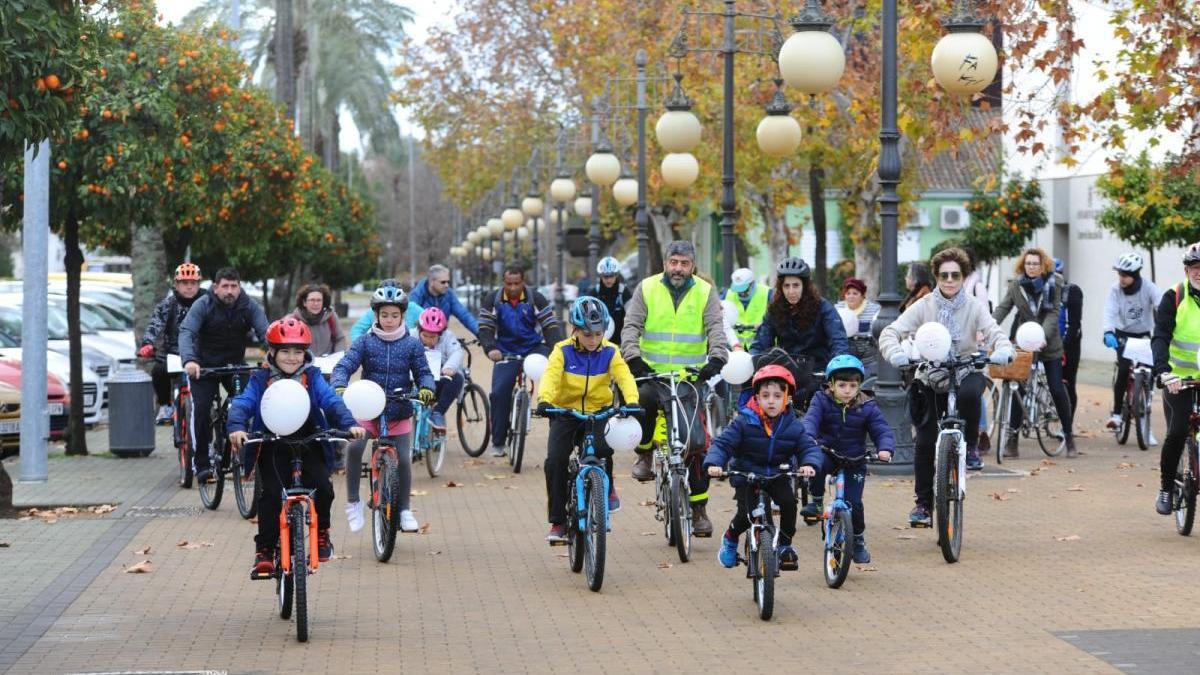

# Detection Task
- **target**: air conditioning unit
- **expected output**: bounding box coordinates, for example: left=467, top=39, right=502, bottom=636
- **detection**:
left=908, top=210, right=931, bottom=228
left=940, top=205, right=969, bottom=230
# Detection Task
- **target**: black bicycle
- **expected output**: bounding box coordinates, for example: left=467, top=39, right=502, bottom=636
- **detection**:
left=197, top=364, right=259, bottom=516
left=1170, top=379, right=1200, bottom=536
left=719, top=468, right=801, bottom=621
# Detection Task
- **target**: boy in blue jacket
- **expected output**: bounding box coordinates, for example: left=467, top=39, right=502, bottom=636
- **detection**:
left=704, top=365, right=822, bottom=571
left=227, top=318, right=365, bottom=577
left=800, top=354, right=895, bottom=564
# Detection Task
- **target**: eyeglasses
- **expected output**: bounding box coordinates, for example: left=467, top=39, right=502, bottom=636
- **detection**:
left=937, top=271, right=963, bottom=281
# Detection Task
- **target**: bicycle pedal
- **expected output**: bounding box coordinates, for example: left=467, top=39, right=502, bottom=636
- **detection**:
left=249, top=570, right=274, bottom=581
left=548, top=540, right=568, bottom=547
left=778, top=560, right=799, bottom=572
left=910, top=521, right=932, bottom=529
left=802, top=515, right=819, bottom=526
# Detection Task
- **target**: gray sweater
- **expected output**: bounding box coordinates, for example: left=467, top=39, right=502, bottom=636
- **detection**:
left=1103, top=279, right=1161, bottom=336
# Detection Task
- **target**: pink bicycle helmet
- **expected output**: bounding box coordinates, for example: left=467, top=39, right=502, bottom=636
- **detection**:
left=418, top=307, right=448, bottom=334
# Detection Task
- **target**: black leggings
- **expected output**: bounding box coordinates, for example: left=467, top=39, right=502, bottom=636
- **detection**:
left=911, top=372, right=987, bottom=507
left=1063, top=337, right=1081, bottom=417
left=255, top=442, right=333, bottom=550
left=150, top=360, right=172, bottom=406
left=727, top=480, right=797, bottom=546
left=545, top=417, right=613, bottom=525
left=1160, top=388, right=1194, bottom=491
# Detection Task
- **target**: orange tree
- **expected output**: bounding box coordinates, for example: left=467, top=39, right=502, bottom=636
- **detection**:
left=963, top=176, right=1048, bottom=264
left=1096, top=152, right=1200, bottom=279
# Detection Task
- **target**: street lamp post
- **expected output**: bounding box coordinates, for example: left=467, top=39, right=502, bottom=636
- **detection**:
left=634, top=50, right=650, bottom=280
left=522, top=148, right=545, bottom=286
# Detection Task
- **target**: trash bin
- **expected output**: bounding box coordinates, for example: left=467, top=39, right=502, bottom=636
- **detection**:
left=107, top=365, right=157, bottom=458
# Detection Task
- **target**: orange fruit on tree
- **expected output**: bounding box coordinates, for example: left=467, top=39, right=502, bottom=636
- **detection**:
left=35, top=77, right=46, bottom=92
left=57, top=161, right=67, bottom=170
left=44, top=75, right=61, bottom=90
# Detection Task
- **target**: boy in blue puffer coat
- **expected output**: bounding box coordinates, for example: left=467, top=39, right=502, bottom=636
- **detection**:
left=704, top=365, right=823, bottom=571
left=800, top=354, right=895, bottom=564
left=227, top=317, right=365, bottom=577
left=331, top=283, right=435, bottom=536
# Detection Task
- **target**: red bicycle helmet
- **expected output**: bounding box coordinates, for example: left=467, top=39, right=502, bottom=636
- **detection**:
left=418, top=307, right=448, bottom=334
left=174, top=262, right=201, bottom=281
left=265, top=317, right=312, bottom=349
left=751, top=364, right=796, bottom=393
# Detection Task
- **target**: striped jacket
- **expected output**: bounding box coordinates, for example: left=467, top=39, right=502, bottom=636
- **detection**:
left=478, top=285, right=562, bottom=356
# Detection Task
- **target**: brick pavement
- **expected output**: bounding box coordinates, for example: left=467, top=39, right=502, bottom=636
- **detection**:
left=2, top=349, right=1197, bottom=673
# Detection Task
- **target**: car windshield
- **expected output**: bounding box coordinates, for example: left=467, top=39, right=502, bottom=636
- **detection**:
left=0, top=304, right=71, bottom=340
left=0, top=330, right=17, bottom=348
left=48, top=299, right=109, bottom=332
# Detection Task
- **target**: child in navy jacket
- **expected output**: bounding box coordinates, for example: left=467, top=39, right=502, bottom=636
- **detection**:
left=227, top=318, right=365, bottom=577
left=801, top=354, right=894, bottom=564
left=704, top=365, right=822, bottom=571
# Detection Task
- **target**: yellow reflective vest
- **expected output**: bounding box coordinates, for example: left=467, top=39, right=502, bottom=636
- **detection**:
left=641, top=274, right=710, bottom=373
left=1169, top=282, right=1200, bottom=378
left=724, top=284, right=769, bottom=344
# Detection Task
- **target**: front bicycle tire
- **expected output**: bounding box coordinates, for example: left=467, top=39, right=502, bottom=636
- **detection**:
left=509, top=389, right=529, bottom=474
left=289, top=506, right=309, bottom=642
left=992, top=385, right=1009, bottom=466
left=175, top=395, right=193, bottom=488
left=756, top=528, right=776, bottom=621
left=372, top=453, right=400, bottom=562
left=456, top=383, right=490, bottom=457
left=568, top=487, right=585, bottom=573
left=233, top=453, right=257, bottom=520
left=935, top=438, right=963, bottom=563
left=198, top=436, right=225, bottom=511
left=1134, top=379, right=1151, bottom=451
left=1175, top=437, right=1197, bottom=536
left=1117, top=382, right=1133, bottom=444
left=824, top=506, right=853, bottom=589
left=583, top=473, right=607, bottom=592
left=1035, top=385, right=1065, bottom=457
left=669, top=472, right=691, bottom=563
left=426, top=431, right=446, bottom=478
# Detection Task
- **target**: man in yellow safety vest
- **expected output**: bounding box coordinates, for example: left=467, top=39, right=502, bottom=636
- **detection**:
left=1152, top=242, right=1200, bottom=517
left=725, top=267, right=770, bottom=348
left=620, top=240, right=729, bottom=537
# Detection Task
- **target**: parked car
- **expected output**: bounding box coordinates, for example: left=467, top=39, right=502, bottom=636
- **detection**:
left=0, top=297, right=135, bottom=365
left=0, top=359, right=69, bottom=458
left=0, top=381, right=19, bottom=457
left=0, top=302, right=118, bottom=408
left=0, top=330, right=104, bottom=425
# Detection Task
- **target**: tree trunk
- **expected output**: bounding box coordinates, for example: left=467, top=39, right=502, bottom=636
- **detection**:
left=1149, top=248, right=1156, bottom=284
left=63, top=217, right=88, bottom=456
left=274, top=0, right=296, bottom=122
left=647, top=205, right=679, bottom=273
left=852, top=180, right=883, bottom=299
left=131, top=225, right=166, bottom=344
left=810, top=165, right=828, bottom=293
left=756, top=194, right=789, bottom=273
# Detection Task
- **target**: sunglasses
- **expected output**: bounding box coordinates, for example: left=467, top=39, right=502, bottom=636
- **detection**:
left=937, top=271, right=963, bottom=281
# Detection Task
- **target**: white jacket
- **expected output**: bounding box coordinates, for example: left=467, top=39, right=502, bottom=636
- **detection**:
left=879, top=290, right=1012, bottom=361
left=423, top=330, right=465, bottom=376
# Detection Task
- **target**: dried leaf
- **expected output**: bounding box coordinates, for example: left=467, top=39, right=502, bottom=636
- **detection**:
left=504, top=485, right=519, bottom=490
left=896, top=534, right=916, bottom=540
left=419, top=523, right=432, bottom=535
left=1136, top=483, right=1145, bottom=488
left=1055, top=534, right=1081, bottom=542
left=135, top=546, right=152, bottom=555
left=462, top=459, right=487, bottom=466
left=1116, top=462, right=1137, bottom=470
left=640, top=531, right=655, bottom=536
left=638, top=500, right=656, bottom=507
left=989, top=492, right=1010, bottom=501
left=1042, top=459, right=1057, bottom=466
left=892, top=525, right=905, bottom=530
left=855, top=565, right=879, bottom=572
left=332, top=554, right=352, bottom=560
left=445, top=480, right=462, bottom=488
left=1066, top=485, right=1086, bottom=492
left=125, top=560, right=154, bottom=574
left=426, top=550, right=442, bottom=556
left=484, top=473, right=512, bottom=480
left=657, top=561, right=673, bottom=569
left=1006, top=488, right=1020, bottom=493
left=880, top=482, right=896, bottom=488
left=0, top=542, right=10, bottom=548
left=410, top=490, right=429, bottom=496
left=91, top=504, right=117, bottom=514
left=176, top=540, right=214, bottom=549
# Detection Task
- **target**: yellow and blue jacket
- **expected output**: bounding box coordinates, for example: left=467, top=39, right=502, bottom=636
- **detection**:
left=538, top=337, right=639, bottom=413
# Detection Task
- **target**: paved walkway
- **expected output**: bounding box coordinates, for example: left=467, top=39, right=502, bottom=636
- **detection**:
left=1, top=350, right=1196, bottom=674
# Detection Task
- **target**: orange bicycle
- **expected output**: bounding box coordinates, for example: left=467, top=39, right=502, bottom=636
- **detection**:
left=246, top=429, right=352, bottom=643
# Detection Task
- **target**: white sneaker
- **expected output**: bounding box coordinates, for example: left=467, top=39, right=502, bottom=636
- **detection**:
left=345, top=501, right=365, bottom=533
left=155, top=404, right=173, bottom=424
left=1106, top=414, right=1123, bottom=430
left=1149, top=431, right=1159, bottom=446
left=491, top=445, right=507, bottom=457
left=400, top=510, right=419, bottom=533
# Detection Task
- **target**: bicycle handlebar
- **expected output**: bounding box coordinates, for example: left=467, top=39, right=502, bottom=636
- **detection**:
left=244, top=429, right=354, bottom=446
left=719, top=469, right=803, bottom=482
left=198, top=364, right=259, bottom=377
left=821, top=445, right=889, bottom=465
left=538, top=405, right=642, bottom=422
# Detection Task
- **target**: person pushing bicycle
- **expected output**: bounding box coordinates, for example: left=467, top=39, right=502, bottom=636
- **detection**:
left=799, top=354, right=894, bottom=564
left=536, top=296, right=640, bottom=543
left=703, top=365, right=822, bottom=571
left=227, top=318, right=365, bottom=576
left=620, top=240, right=729, bottom=537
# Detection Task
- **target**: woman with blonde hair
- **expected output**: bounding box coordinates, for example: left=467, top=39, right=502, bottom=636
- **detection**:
left=992, top=247, right=1075, bottom=458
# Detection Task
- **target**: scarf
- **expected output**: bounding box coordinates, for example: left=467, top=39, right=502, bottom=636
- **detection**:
left=933, top=288, right=968, bottom=350
left=371, top=322, right=407, bottom=342
left=266, top=359, right=307, bottom=386
left=297, top=307, right=326, bottom=325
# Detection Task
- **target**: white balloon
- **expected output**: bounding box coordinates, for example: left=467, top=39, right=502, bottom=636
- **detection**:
left=260, top=379, right=311, bottom=436
left=914, top=322, right=952, bottom=363
left=721, top=350, right=755, bottom=384
left=1015, top=321, right=1047, bottom=352
left=721, top=299, right=740, bottom=327
left=604, top=316, right=615, bottom=341
left=837, top=307, right=859, bottom=337
left=523, top=353, right=549, bottom=382
left=605, top=416, right=643, bottom=453
left=342, top=379, right=386, bottom=421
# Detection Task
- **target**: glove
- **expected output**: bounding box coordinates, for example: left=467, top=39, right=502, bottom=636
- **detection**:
left=335, top=386, right=346, bottom=396
left=418, top=388, right=435, bottom=405
left=697, top=358, right=725, bottom=382
left=889, top=352, right=910, bottom=369
left=138, top=344, right=154, bottom=359
left=535, top=401, right=552, bottom=417
left=626, top=356, right=652, bottom=378
left=989, top=346, right=1015, bottom=365
left=1160, top=371, right=1181, bottom=387
left=1103, top=332, right=1119, bottom=350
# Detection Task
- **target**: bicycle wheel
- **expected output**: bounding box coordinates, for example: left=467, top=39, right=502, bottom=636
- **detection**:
left=1117, top=381, right=1133, bottom=444
left=583, top=472, right=607, bottom=592
left=233, top=449, right=258, bottom=520
left=198, top=420, right=225, bottom=510
left=426, top=430, right=446, bottom=478
left=509, top=389, right=529, bottom=474
left=289, top=505, right=309, bottom=642
left=1175, top=436, right=1197, bottom=536
left=756, top=527, right=776, bottom=621
left=935, top=436, right=963, bottom=563
left=175, top=391, right=193, bottom=488
left=456, top=383, right=491, bottom=457
left=1134, top=379, right=1151, bottom=451
left=823, top=506, right=853, bottom=589
left=669, top=471, right=691, bottom=563
left=372, top=453, right=400, bottom=562
left=1034, top=384, right=1065, bottom=457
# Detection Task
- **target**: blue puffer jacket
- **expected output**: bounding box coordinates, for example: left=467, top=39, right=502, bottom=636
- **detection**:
left=410, top=279, right=479, bottom=335
left=801, top=389, right=894, bottom=459
left=703, top=400, right=823, bottom=488
left=330, top=329, right=436, bottom=422
left=749, top=298, right=850, bottom=366
left=227, top=363, right=358, bottom=466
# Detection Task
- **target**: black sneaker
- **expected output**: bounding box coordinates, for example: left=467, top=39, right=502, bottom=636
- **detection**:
left=800, top=500, right=823, bottom=523
left=909, top=503, right=932, bottom=528
left=1156, top=490, right=1173, bottom=516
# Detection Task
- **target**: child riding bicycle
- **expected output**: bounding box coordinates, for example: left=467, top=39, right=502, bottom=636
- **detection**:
left=536, top=296, right=640, bottom=543
left=703, top=365, right=822, bottom=571
left=799, top=354, right=895, bottom=564
left=415, top=307, right=465, bottom=432
left=332, top=283, right=436, bottom=535
left=227, top=317, right=365, bottom=577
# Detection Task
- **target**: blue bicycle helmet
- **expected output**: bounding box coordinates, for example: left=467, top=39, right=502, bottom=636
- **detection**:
left=825, top=354, right=865, bottom=381
left=371, top=280, right=408, bottom=311
left=569, top=295, right=609, bottom=332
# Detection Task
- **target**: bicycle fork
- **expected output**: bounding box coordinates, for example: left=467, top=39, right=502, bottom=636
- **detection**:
left=277, top=494, right=318, bottom=574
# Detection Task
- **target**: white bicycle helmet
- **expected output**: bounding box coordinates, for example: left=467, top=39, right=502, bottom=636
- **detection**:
left=1185, top=243, right=1200, bottom=266
left=1113, top=253, right=1143, bottom=273
left=596, top=256, right=621, bottom=276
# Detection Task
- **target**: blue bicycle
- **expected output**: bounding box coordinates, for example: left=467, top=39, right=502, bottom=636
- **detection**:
left=818, top=446, right=886, bottom=588
left=407, top=385, right=447, bottom=478
left=539, top=405, right=640, bottom=592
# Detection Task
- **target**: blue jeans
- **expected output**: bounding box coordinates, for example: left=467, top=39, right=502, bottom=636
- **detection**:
left=435, top=372, right=464, bottom=415
left=488, top=346, right=550, bottom=447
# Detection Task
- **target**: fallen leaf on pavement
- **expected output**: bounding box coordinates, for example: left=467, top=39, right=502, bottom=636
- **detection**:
left=855, top=565, right=878, bottom=572
left=892, top=525, right=905, bottom=530
left=657, top=562, right=673, bottom=569
left=462, top=459, right=487, bottom=466
left=427, top=550, right=442, bottom=556
left=125, top=560, right=153, bottom=573
left=91, top=504, right=117, bottom=514
left=1066, top=485, right=1086, bottom=492
left=445, top=480, right=462, bottom=488
left=989, top=492, right=1010, bottom=501
left=1055, top=534, right=1081, bottom=542
left=1067, top=469, right=1076, bottom=474
left=419, top=523, right=432, bottom=534
left=504, top=485, right=520, bottom=491
left=1116, top=462, right=1137, bottom=470
left=1006, top=488, right=1020, bottom=493
left=410, top=490, right=429, bottom=496
left=484, top=473, right=512, bottom=480
left=1136, top=483, right=1145, bottom=488
left=880, top=482, right=896, bottom=488
left=332, top=554, right=352, bottom=560
left=176, top=540, right=214, bottom=549
left=896, top=534, right=916, bottom=540
left=135, top=546, right=152, bottom=555
left=1042, top=459, right=1057, bottom=466
left=640, top=532, right=655, bottom=536
left=0, top=542, right=10, bottom=548
left=638, top=500, right=655, bottom=507
left=1029, top=468, right=1042, bottom=476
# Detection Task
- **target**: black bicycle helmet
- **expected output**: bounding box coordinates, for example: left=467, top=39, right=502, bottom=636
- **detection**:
left=776, top=256, right=811, bottom=280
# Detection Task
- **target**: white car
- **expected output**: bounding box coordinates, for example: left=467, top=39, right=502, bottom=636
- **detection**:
left=0, top=302, right=121, bottom=407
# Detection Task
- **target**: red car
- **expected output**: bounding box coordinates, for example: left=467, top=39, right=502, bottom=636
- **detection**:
left=0, top=358, right=69, bottom=458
